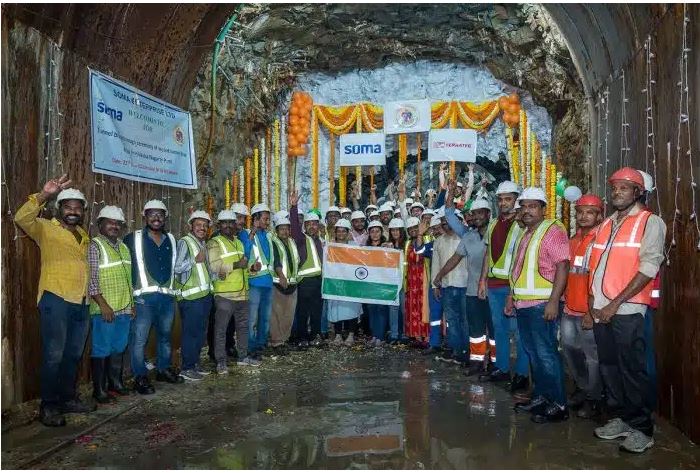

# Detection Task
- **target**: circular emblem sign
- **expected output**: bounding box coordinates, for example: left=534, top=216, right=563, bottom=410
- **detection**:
left=355, top=266, right=369, bottom=280
left=395, top=105, right=418, bottom=128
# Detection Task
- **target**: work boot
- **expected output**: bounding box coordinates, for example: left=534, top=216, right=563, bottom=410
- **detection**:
left=59, top=395, right=96, bottom=414
left=134, top=375, right=155, bottom=395
left=463, top=361, right=484, bottom=377
left=106, top=353, right=130, bottom=395
left=156, top=367, right=185, bottom=384
left=514, top=395, right=548, bottom=414
left=507, top=374, right=529, bottom=393
left=481, top=368, right=510, bottom=383
left=91, top=357, right=114, bottom=404
left=531, top=403, right=569, bottom=423
left=39, top=404, right=66, bottom=427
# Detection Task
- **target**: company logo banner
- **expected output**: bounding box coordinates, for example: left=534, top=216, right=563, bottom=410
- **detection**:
left=428, top=129, right=478, bottom=163
left=383, top=100, right=431, bottom=135
left=339, top=133, right=386, bottom=166
left=89, top=69, right=198, bottom=189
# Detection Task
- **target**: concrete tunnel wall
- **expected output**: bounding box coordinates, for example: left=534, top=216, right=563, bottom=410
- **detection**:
left=2, top=4, right=699, bottom=442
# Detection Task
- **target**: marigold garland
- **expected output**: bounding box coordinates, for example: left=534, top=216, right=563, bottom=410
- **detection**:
left=311, top=108, right=319, bottom=209
left=355, top=117, right=362, bottom=203
left=505, top=126, right=516, bottom=182
left=398, top=134, right=407, bottom=179
left=225, top=178, right=230, bottom=209
left=329, top=132, right=336, bottom=207
left=266, top=128, right=272, bottom=208
left=519, top=109, right=527, bottom=187
left=253, top=147, right=260, bottom=203
left=260, top=138, right=267, bottom=206
left=416, top=134, right=422, bottom=195
left=238, top=164, right=244, bottom=204
left=273, top=119, right=281, bottom=211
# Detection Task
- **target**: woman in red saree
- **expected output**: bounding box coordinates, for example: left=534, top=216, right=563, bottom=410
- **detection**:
left=404, top=217, right=429, bottom=344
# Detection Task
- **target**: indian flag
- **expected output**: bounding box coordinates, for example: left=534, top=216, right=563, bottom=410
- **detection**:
left=322, top=243, right=403, bottom=306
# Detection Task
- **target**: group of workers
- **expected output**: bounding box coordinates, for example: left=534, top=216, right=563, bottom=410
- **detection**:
left=16, top=163, right=664, bottom=454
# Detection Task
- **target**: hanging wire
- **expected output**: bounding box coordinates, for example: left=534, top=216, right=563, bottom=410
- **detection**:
left=620, top=70, right=631, bottom=166
left=643, top=35, right=662, bottom=218
left=603, top=87, right=610, bottom=206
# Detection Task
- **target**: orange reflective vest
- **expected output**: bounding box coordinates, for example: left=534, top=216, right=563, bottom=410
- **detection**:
left=565, top=229, right=596, bottom=314
left=588, top=210, right=654, bottom=305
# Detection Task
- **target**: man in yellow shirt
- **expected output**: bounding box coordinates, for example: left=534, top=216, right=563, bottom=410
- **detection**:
left=14, top=174, right=96, bottom=427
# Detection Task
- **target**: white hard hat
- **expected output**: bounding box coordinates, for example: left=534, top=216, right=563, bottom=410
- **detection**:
left=217, top=209, right=237, bottom=221
left=422, top=208, right=435, bottom=217
left=406, top=216, right=420, bottom=228
left=326, top=206, right=341, bottom=216
left=496, top=181, right=520, bottom=195
left=517, top=187, right=548, bottom=204
left=405, top=198, right=414, bottom=205
left=469, top=199, right=491, bottom=212
left=188, top=210, right=212, bottom=224
left=251, top=203, right=270, bottom=215
left=341, top=207, right=352, bottom=215
left=388, top=218, right=405, bottom=229
left=350, top=210, right=366, bottom=221
left=365, top=204, right=378, bottom=212
left=430, top=216, right=442, bottom=227
left=230, top=203, right=249, bottom=216
left=298, top=208, right=305, bottom=215
left=304, top=212, right=320, bottom=222
left=393, top=208, right=401, bottom=215
left=367, top=220, right=383, bottom=230
left=514, top=201, right=522, bottom=210
left=334, top=218, right=352, bottom=230
left=55, top=188, right=87, bottom=209
left=387, top=201, right=397, bottom=208
left=410, top=202, right=425, bottom=210
left=273, top=210, right=289, bottom=223
left=369, top=210, right=380, bottom=218
left=379, top=203, right=393, bottom=213
left=637, top=169, right=654, bottom=193
left=143, top=199, right=168, bottom=216
left=275, top=217, right=291, bottom=227
left=97, top=205, right=125, bottom=222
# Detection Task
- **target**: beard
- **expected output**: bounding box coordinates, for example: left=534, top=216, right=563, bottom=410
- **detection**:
left=62, top=214, right=83, bottom=226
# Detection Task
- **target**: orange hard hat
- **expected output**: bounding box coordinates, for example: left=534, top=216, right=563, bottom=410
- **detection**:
left=608, top=167, right=644, bottom=188
left=575, top=194, right=604, bottom=211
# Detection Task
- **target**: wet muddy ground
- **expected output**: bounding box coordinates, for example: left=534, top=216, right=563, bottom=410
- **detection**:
left=3, top=344, right=699, bottom=469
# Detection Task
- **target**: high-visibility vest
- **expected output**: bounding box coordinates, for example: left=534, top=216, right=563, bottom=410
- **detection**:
left=177, top=235, right=212, bottom=300
left=649, top=272, right=661, bottom=309
left=89, top=235, right=132, bottom=315
left=565, top=229, right=597, bottom=314
left=271, top=236, right=300, bottom=285
left=487, top=218, right=522, bottom=279
left=210, top=235, right=248, bottom=294
left=510, top=219, right=562, bottom=301
left=297, top=235, right=322, bottom=281
left=248, top=232, right=275, bottom=279
left=588, top=210, right=654, bottom=305
left=132, top=230, right=177, bottom=297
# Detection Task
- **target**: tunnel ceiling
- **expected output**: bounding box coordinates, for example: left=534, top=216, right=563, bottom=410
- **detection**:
left=190, top=3, right=589, bottom=183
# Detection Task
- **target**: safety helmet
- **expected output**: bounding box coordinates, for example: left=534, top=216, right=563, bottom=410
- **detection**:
left=188, top=210, right=212, bottom=224
left=495, top=181, right=520, bottom=195
left=55, top=188, right=87, bottom=209
left=405, top=198, right=414, bottom=205
left=469, top=199, right=491, bottom=212
left=97, top=205, right=125, bottom=222
left=379, top=203, right=394, bottom=214
left=250, top=203, right=270, bottom=216
left=517, top=187, right=548, bottom=204
left=393, top=209, right=402, bottom=216
left=350, top=210, right=366, bottom=221
left=230, top=203, right=249, bottom=216
left=406, top=216, right=420, bottom=228
left=637, top=169, right=654, bottom=193
left=367, top=220, right=383, bottom=230
left=575, top=194, right=604, bottom=211
left=275, top=217, right=291, bottom=227
left=143, top=199, right=168, bottom=216
left=369, top=210, right=380, bottom=219
left=387, top=201, right=397, bottom=209
left=365, top=204, right=378, bottom=212
left=430, top=216, right=442, bottom=227
left=304, top=212, right=320, bottom=222
left=334, top=218, right=352, bottom=230
left=326, top=206, right=341, bottom=216
left=410, top=202, right=425, bottom=211
left=608, top=167, right=644, bottom=188
left=273, top=210, right=289, bottom=223
left=388, top=218, right=405, bottom=229
left=340, top=207, right=352, bottom=215
left=217, top=209, right=237, bottom=221
left=422, top=209, right=435, bottom=217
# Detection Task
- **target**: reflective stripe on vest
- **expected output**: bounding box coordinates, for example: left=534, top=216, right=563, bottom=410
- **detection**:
left=249, top=232, right=274, bottom=278
left=588, top=210, right=653, bottom=305
left=510, top=219, right=559, bottom=300
left=211, top=235, right=247, bottom=294
left=487, top=219, right=522, bottom=279
left=271, top=236, right=300, bottom=284
left=297, top=235, right=322, bottom=279
left=89, top=236, right=132, bottom=315
left=132, top=230, right=177, bottom=297
left=178, top=235, right=212, bottom=299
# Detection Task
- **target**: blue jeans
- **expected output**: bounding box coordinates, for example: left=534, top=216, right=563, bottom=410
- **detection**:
left=130, top=293, right=175, bottom=377
left=428, top=289, right=443, bottom=348
left=516, top=303, right=566, bottom=405
left=368, top=304, right=388, bottom=340
left=388, top=290, right=405, bottom=340
left=38, top=291, right=89, bottom=406
left=248, top=286, right=272, bottom=353
left=179, top=295, right=213, bottom=370
left=644, top=307, right=657, bottom=408
left=321, top=300, right=329, bottom=335
left=487, top=286, right=529, bottom=376
left=91, top=313, right=132, bottom=358
left=441, top=287, right=468, bottom=361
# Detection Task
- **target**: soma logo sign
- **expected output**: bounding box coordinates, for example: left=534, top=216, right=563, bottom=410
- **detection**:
left=343, top=144, right=383, bottom=154
left=339, top=132, right=386, bottom=166
left=97, top=102, right=123, bottom=121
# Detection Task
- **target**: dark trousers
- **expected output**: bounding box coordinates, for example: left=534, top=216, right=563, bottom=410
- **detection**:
left=294, top=276, right=323, bottom=341
left=368, top=304, right=388, bottom=340
left=333, top=319, right=358, bottom=334
left=179, top=295, right=214, bottom=370
left=593, top=313, right=653, bottom=435
left=38, top=291, right=90, bottom=407
left=644, top=308, right=657, bottom=408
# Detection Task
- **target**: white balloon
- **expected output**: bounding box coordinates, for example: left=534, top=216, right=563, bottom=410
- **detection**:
left=564, top=185, right=582, bottom=203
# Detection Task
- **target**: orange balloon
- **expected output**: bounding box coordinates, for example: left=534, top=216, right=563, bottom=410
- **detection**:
left=506, top=102, right=519, bottom=114
left=300, top=131, right=309, bottom=142
left=498, top=96, right=509, bottom=109
left=290, top=105, right=300, bottom=116
left=296, top=132, right=306, bottom=143
left=508, top=93, right=520, bottom=104
left=300, top=117, right=310, bottom=128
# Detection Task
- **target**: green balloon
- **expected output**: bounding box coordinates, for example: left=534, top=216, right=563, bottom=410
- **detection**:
left=310, top=208, right=322, bottom=218
left=555, top=178, right=568, bottom=197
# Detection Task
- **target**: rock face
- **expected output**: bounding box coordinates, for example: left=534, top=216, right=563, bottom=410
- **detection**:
left=188, top=3, right=587, bottom=208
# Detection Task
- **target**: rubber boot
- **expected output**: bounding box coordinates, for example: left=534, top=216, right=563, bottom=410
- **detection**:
left=107, top=353, right=130, bottom=395
left=91, top=358, right=114, bottom=403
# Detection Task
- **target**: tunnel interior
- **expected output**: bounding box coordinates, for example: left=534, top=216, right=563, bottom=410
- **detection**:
left=1, top=3, right=699, bottom=444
